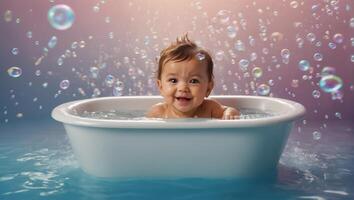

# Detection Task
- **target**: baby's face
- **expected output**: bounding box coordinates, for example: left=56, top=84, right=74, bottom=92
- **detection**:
left=157, top=58, right=213, bottom=115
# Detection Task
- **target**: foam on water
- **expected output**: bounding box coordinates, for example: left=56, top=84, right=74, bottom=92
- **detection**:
left=76, top=108, right=274, bottom=120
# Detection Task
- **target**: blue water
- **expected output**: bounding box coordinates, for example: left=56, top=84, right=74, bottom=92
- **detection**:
left=0, top=120, right=353, bottom=200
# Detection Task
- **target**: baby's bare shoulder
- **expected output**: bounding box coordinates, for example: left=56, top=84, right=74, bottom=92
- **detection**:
left=146, top=103, right=166, bottom=118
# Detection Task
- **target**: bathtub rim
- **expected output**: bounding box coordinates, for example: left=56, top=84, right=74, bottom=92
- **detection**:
left=51, top=95, right=305, bottom=129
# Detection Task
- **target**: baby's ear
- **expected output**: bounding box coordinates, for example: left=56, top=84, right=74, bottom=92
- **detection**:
left=156, top=79, right=163, bottom=92
left=206, top=80, right=214, bottom=97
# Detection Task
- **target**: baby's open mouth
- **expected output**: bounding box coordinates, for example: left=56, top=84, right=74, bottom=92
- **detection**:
left=176, top=97, right=192, bottom=101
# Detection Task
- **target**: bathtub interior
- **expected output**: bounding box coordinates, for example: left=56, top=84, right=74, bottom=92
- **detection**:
left=67, top=96, right=301, bottom=119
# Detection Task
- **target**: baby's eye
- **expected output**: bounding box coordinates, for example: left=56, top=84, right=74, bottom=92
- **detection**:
left=168, top=78, right=177, bottom=83
left=190, top=79, right=200, bottom=84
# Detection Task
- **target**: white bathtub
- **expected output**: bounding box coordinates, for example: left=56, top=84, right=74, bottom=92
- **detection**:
left=52, top=95, right=305, bottom=179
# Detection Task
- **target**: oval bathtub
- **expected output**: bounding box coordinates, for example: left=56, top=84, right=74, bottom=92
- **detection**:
left=52, top=95, right=305, bottom=179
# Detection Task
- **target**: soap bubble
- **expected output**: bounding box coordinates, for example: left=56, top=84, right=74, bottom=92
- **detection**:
left=234, top=40, right=245, bottom=51
left=321, top=66, right=336, bottom=76
left=280, top=49, right=290, bottom=58
left=216, top=10, right=230, bottom=24
left=105, top=74, right=115, bottom=87
left=60, top=80, right=70, bottom=90
left=48, top=4, right=75, bottom=30
left=270, top=32, right=284, bottom=42
left=290, top=1, right=299, bottom=8
left=298, top=60, right=310, bottom=71
left=291, top=79, right=299, bottom=88
left=350, top=18, right=354, bottom=28
left=328, top=42, right=336, bottom=49
left=319, top=75, right=343, bottom=93
left=257, top=84, right=270, bottom=96
left=306, top=33, right=316, bottom=42
left=11, top=48, right=19, bottom=55
left=7, top=66, right=22, bottom=78
left=48, top=36, right=58, bottom=48
left=333, top=33, right=344, bottom=44
left=26, top=31, right=33, bottom=39
left=4, top=10, right=12, bottom=22
left=312, top=90, right=321, bottom=99
left=239, top=59, right=249, bottom=71
left=252, top=67, right=263, bottom=78
left=215, top=51, right=224, bottom=61
left=226, top=26, right=237, bottom=38
left=312, top=131, right=321, bottom=140
left=57, top=57, right=64, bottom=66
left=195, top=52, right=205, bottom=61
left=331, top=90, right=343, bottom=100
left=313, top=52, right=323, bottom=61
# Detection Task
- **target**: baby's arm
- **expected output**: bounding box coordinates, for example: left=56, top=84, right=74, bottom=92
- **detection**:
left=208, top=99, right=240, bottom=120
left=146, top=103, right=165, bottom=118
left=222, top=105, right=240, bottom=120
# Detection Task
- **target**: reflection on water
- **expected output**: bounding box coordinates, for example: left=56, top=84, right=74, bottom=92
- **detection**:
left=0, top=120, right=353, bottom=200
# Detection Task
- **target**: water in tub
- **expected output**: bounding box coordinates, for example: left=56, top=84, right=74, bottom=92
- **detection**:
left=1, top=0, right=354, bottom=199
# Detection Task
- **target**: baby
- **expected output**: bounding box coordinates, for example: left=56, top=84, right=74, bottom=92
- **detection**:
left=146, top=34, right=239, bottom=119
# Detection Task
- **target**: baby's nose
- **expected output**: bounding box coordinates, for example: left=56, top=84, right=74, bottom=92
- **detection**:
left=177, top=82, right=190, bottom=92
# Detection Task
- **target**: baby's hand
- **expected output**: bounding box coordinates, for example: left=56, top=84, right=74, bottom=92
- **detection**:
left=222, top=107, right=240, bottom=120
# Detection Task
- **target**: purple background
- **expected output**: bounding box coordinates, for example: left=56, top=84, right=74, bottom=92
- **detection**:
left=0, top=0, right=353, bottom=122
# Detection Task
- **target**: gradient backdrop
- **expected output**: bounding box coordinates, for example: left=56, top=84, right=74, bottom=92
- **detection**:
left=0, top=0, right=353, bottom=123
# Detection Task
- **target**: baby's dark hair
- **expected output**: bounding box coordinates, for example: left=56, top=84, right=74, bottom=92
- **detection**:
left=157, top=34, right=214, bottom=80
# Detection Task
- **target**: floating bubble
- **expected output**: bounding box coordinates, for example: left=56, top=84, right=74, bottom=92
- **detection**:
left=79, top=40, right=86, bottom=48
left=270, top=32, right=284, bottom=42
left=57, top=57, right=64, bottom=66
left=313, top=52, right=323, bottom=61
left=290, top=1, right=299, bottom=8
left=226, top=26, right=237, bottom=38
left=252, top=67, right=263, bottom=78
left=328, top=42, right=336, bottom=49
left=239, top=59, right=249, bottom=72
left=4, top=10, right=12, bottom=22
left=215, top=51, right=224, bottom=61
left=335, top=112, right=342, bottom=119
left=90, top=67, right=99, bottom=78
left=306, top=32, right=316, bottom=42
left=26, top=31, right=33, bottom=38
left=48, top=36, right=58, bottom=48
left=93, top=5, right=100, bottom=13
left=234, top=40, right=245, bottom=51
left=16, top=113, right=23, bottom=118
left=195, top=52, right=205, bottom=61
left=60, top=80, right=70, bottom=90
left=312, top=90, right=321, bottom=99
left=331, top=90, right=343, bottom=100
left=280, top=49, right=290, bottom=58
left=298, top=60, right=310, bottom=71
left=312, top=131, right=321, bottom=140
left=333, top=33, right=344, bottom=44
left=350, top=17, right=354, bottom=28
left=257, top=84, right=270, bottom=96
left=11, top=48, right=19, bottom=55
left=291, top=79, right=299, bottom=88
left=216, top=10, right=230, bottom=24
left=7, top=66, right=22, bottom=78
left=321, top=66, right=336, bottom=76
left=105, top=75, right=115, bottom=87
left=319, top=75, right=343, bottom=93
left=113, top=81, right=124, bottom=96
left=351, top=55, right=354, bottom=62
left=48, top=4, right=75, bottom=30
